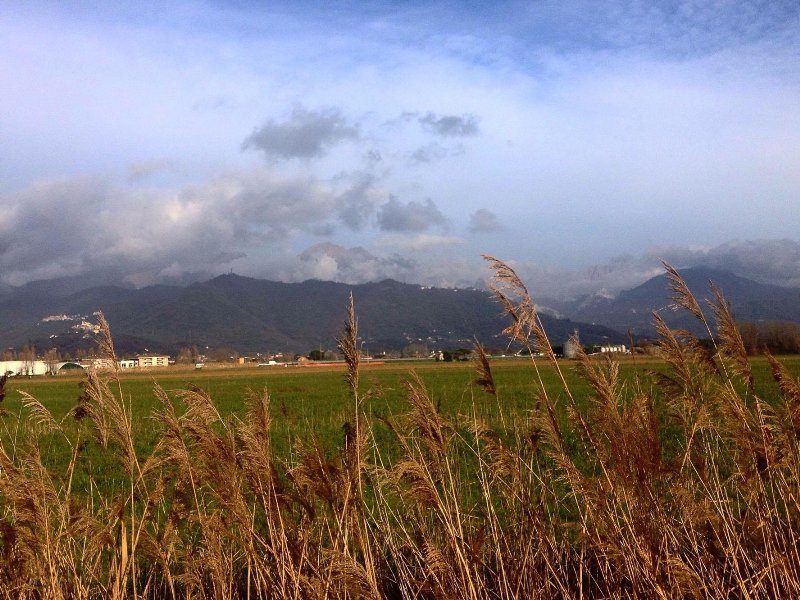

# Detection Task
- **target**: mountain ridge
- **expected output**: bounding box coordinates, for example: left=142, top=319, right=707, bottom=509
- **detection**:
left=0, top=275, right=624, bottom=355
left=562, top=267, right=800, bottom=336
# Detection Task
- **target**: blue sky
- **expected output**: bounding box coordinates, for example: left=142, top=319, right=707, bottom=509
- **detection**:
left=2, top=1, right=799, bottom=296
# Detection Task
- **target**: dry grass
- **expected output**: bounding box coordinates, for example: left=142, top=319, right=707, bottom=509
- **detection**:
left=1, top=259, right=800, bottom=598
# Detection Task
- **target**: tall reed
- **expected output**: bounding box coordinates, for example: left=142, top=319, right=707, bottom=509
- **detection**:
left=0, top=260, right=799, bottom=598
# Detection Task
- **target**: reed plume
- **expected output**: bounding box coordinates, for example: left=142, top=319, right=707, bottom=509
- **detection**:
left=0, top=261, right=798, bottom=598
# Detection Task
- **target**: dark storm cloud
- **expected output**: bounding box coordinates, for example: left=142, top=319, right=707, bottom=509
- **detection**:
left=242, top=106, right=359, bottom=160
left=469, top=208, right=504, bottom=233
left=377, top=197, right=447, bottom=232
left=418, top=112, right=479, bottom=137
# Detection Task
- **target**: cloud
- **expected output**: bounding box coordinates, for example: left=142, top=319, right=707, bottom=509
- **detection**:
left=295, top=241, right=480, bottom=288
left=0, top=169, right=357, bottom=285
left=377, top=233, right=463, bottom=252
left=334, top=172, right=384, bottom=231
left=365, top=149, right=383, bottom=166
left=297, top=242, right=416, bottom=283
left=418, top=112, right=479, bottom=137
left=409, top=143, right=449, bottom=165
left=469, top=208, right=504, bottom=233
left=0, top=175, right=111, bottom=282
left=377, top=197, right=447, bottom=232
left=2, top=3, right=799, bottom=294
left=242, top=106, right=359, bottom=160
left=407, top=142, right=465, bottom=165
left=127, top=158, right=177, bottom=181
left=688, top=239, right=800, bottom=288
left=511, top=239, right=800, bottom=305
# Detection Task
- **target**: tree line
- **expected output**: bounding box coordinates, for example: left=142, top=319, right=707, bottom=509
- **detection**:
left=738, top=320, right=800, bottom=354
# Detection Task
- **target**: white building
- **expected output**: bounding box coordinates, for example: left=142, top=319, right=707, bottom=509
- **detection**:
left=137, top=355, right=169, bottom=368
left=118, top=359, right=137, bottom=369
left=600, top=344, right=628, bottom=354
left=80, top=357, right=116, bottom=370
left=0, top=360, right=50, bottom=376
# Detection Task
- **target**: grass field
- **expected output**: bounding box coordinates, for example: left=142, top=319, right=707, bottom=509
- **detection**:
left=3, top=263, right=800, bottom=598
left=6, top=354, right=799, bottom=425
left=3, top=355, right=799, bottom=492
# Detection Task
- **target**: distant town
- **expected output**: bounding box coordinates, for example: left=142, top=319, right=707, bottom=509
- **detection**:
left=0, top=329, right=633, bottom=377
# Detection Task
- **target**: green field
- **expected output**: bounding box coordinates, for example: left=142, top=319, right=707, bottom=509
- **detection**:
left=4, top=355, right=799, bottom=474
left=4, top=350, right=800, bottom=597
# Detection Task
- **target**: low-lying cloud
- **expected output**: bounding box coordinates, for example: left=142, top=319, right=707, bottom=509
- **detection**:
left=0, top=169, right=359, bottom=285
left=694, top=240, right=800, bottom=288
left=513, top=239, right=800, bottom=305
left=295, top=241, right=479, bottom=289
left=2, top=172, right=799, bottom=301
left=0, top=168, right=465, bottom=289
left=297, top=242, right=416, bottom=283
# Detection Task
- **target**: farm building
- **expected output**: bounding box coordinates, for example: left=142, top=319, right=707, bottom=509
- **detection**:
left=0, top=360, right=51, bottom=376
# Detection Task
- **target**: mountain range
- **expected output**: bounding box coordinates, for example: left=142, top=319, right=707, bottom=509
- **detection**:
left=554, top=267, right=800, bottom=337
left=0, top=274, right=622, bottom=356
left=2, top=267, right=798, bottom=357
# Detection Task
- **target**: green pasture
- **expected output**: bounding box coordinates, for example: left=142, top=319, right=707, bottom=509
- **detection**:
left=2, top=356, right=799, bottom=497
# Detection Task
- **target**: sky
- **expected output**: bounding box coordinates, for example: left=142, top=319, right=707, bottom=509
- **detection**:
left=1, top=1, right=799, bottom=298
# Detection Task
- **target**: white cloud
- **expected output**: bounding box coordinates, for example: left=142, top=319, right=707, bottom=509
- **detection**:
left=0, top=1, right=798, bottom=288
left=0, top=168, right=363, bottom=285
left=376, top=233, right=464, bottom=252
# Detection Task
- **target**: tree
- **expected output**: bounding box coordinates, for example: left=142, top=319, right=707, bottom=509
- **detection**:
left=401, top=342, right=428, bottom=358
left=176, top=346, right=201, bottom=364
left=308, top=349, right=325, bottom=361
left=738, top=321, right=800, bottom=354
left=43, top=348, right=61, bottom=375
left=19, top=344, right=36, bottom=376
left=208, top=347, right=236, bottom=362
left=453, top=348, right=472, bottom=361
